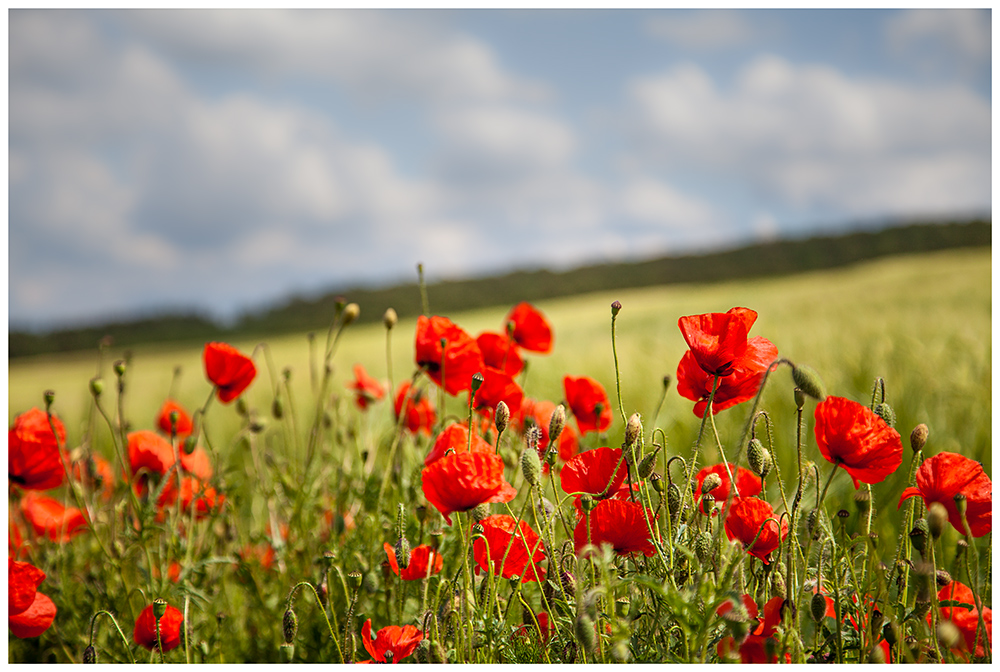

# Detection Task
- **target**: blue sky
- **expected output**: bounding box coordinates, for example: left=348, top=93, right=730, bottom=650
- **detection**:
left=8, top=9, right=991, bottom=330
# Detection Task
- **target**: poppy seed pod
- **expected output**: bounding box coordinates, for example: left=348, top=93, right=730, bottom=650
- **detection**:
left=579, top=494, right=596, bottom=514
left=383, top=308, right=398, bottom=330
left=794, top=387, right=806, bottom=409
left=341, top=303, right=360, bottom=325
left=853, top=488, right=871, bottom=513
left=953, top=492, right=968, bottom=517
left=521, top=447, right=542, bottom=488
left=494, top=401, right=510, bottom=435
left=927, top=502, right=948, bottom=540
left=282, top=608, right=298, bottom=644
left=153, top=599, right=168, bottom=620
left=810, top=592, right=827, bottom=623
left=280, top=643, right=295, bottom=662
left=910, top=424, right=929, bottom=453
left=699, top=493, right=716, bottom=516
left=873, top=402, right=895, bottom=427
left=747, top=438, right=772, bottom=478
left=470, top=372, right=485, bottom=395
left=625, top=413, right=642, bottom=448
left=792, top=364, right=826, bottom=401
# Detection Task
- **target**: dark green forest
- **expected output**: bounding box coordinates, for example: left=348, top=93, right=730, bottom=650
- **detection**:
left=9, top=219, right=990, bottom=359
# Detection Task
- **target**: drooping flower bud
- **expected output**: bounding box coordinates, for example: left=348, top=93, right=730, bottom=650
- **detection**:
left=810, top=592, right=828, bottom=623
left=936, top=569, right=953, bottom=588
left=494, top=401, right=510, bottom=435
left=927, top=502, right=948, bottom=540
left=701, top=473, right=723, bottom=495
left=283, top=608, right=298, bottom=644
left=625, top=413, right=642, bottom=448
left=910, top=424, right=929, bottom=453
left=383, top=308, right=398, bottom=330
left=747, top=438, right=771, bottom=478
left=637, top=447, right=660, bottom=480
left=792, top=364, right=826, bottom=401
left=873, top=402, right=895, bottom=427
left=272, top=396, right=284, bottom=420
left=667, top=482, right=681, bottom=524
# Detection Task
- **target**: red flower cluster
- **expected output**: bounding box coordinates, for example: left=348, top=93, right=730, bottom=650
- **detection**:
left=472, top=514, right=546, bottom=583
left=574, top=498, right=658, bottom=557
left=360, top=618, right=423, bottom=664
left=9, top=407, right=67, bottom=491
left=695, top=463, right=761, bottom=516
left=421, top=451, right=516, bottom=525
left=127, top=430, right=223, bottom=519
left=717, top=595, right=789, bottom=663
left=9, top=558, right=56, bottom=638
left=133, top=602, right=184, bottom=652
left=898, top=451, right=992, bottom=537
left=383, top=543, right=444, bottom=581
left=203, top=342, right=256, bottom=403
left=346, top=364, right=385, bottom=410
left=936, top=580, right=992, bottom=659
left=414, top=316, right=484, bottom=396
left=724, top=497, right=787, bottom=565
left=563, top=376, right=613, bottom=434
left=676, top=308, right=777, bottom=417
left=19, top=492, right=87, bottom=542
left=813, top=396, right=902, bottom=488
left=394, top=381, right=436, bottom=435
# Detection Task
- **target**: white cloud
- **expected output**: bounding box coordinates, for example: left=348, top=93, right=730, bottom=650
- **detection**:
left=619, top=178, right=718, bottom=230
left=645, top=10, right=760, bottom=50
left=626, top=55, right=991, bottom=216
left=886, top=9, right=990, bottom=72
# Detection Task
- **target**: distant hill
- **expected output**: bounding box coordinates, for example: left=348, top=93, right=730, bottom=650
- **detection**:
left=9, top=218, right=990, bottom=359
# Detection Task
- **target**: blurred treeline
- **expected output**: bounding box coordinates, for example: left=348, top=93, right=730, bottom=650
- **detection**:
left=8, top=219, right=990, bottom=359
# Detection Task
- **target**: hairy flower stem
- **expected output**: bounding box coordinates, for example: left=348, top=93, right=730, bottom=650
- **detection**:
left=679, top=374, right=719, bottom=529
left=609, top=305, right=627, bottom=427
left=89, top=610, right=137, bottom=664
left=286, top=581, right=344, bottom=663
left=706, top=401, right=740, bottom=497
left=375, top=372, right=421, bottom=504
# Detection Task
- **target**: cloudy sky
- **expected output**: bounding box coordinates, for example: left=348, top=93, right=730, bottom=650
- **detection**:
left=8, top=9, right=991, bottom=330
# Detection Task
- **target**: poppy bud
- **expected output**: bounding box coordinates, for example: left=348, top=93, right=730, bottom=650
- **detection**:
left=953, top=492, right=967, bottom=517
left=395, top=536, right=411, bottom=570
left=873, top=402, right=895, bottom=427
left=611, top=300, right=622, bottom=317
left=272, top=396, right=284, bottom=420
left=383, top=308, right=398, bottom=330
left=470, top=372, right=485, bottom=395
left=280, top=643, right=295, bottom=662
left=521, top=447, right=542, bottom=488
left=699, top=494, right=716, bottom=516
left=701, top=473, right=723, bottom=495
left=853, top=488, right=871, bottom=513
left=747, top=438, right=771, bottom=478
left=83, top=646, right=97, bottom=664
left=548, top=404, right=566, bottom=445
left=180, top=435, right=196, bottom=455
left=650, top=471, right=664, bottom=492
left=936, top=569, right=952, bottom=588
left=342, top=303, right=360, bottom=326
left=574, top=612, right=596, bottom=654
left=810, top=592, right=827, bottom=623
left=637, top=447, right=660, bottom=480
left=694, top=530, right=712, bottom=564
left=494, top=401, right=510, bottom=434
left=936, top=620, right=962, bottom=649
left=792, top=365, right=826, bottom=401
left=113, top=360, right=126, bottom=377
left=282, top=608, right=298, bottom=644
left=667, top=482, right=681, bottom=522
left=429, top=640, right=447, bottom=663
left=579, top=495, right=596, bottom=514
left=870, top=609, right=884, bottom=637
left=927, top=502, right=948, bottom=540
left=89, top=378, right=104, bottom=397
left=909, top=519, right=929, bottom=553
left=153, top=598, right=168, bottom=620
left=772, top=571, right=786, bottom=599
left=662, top=375, right=672, bottom=392
left=625, top=413, right=642, bottom=448
left=560, top=570, right=577, bottom=601
left=236, top=397, right=248, bottom=417
left=525, top=425, right=541, bottom=454
left=794, top=387, right=806, bottom=409
left=867, top=646, right=886, bottom=664
left=882, top=621, right=899, bottom=646
left=910, top=424, right=929, bottom=453
left=347, top=571, right=363, bottom=591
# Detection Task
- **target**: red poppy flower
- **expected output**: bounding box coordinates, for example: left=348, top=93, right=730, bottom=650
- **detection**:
left=10, top=514, right=27, bottom=559
left=9, top=591, right=57, bottom=639
left=71, top=452, right=116, bottom=502
left=346, top=364, right=385, bottom=410
left=203, top=342, right=256, bottom=403
left=504, top=302, right=553, bottom=354
left=695, top=463, right=762, bottom=510
left=717, top=595, right=789, bottom=663
left=514, top=611, right=554, bottom=644
left=361, top=618, right=423, bottom=664
left=133, top=602, right=184, bottom=652
left=237, top=542, right=277, bottom=571
left=179, top=446, right=213, bottom=481
left=9, top=407, right=67, bottom=491
left=563, top=376, right=613, bottom=434
left=128, top=430, right=176, bottom=477
left=476, top=331, right=524, bottom=376
left=560, top=446, right=627, bottom=500
left=156, top=477, right=224, bottom=520
left=394, top=381, right=436, bottom=435
left=156, top=399, right=193, bottom=438
left=574, top=498, right=657, bottom=557
left=414, top=316, right=484, bottom=396
left=517, top=398, right=579, bottom=465
left=724, top=497, right=787, bottom=565
left=898, top=451, right=992, bottom=538
left=10, top=558, right=46, bottom=616
left=678, top=307, right=758, bottom=377
left=676, top=336, right=778, bottom=417
left=473, top=366, right=524, bottom=421
left=424, top=423, right=494, bottom=466
left=936, top=580, right=992, bottom=658
left=421, top=451, right=516, bottom=525
left=472, top=514, right=546, bottom=583
left=814, top=396, right=903, bottom=488
left=20, top=492, right=87, bottom=542
left=383, top=542, right=444, bottom=581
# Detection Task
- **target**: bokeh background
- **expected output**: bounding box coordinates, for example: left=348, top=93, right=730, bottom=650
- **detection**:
left=9, top=9, right=991, bottom=332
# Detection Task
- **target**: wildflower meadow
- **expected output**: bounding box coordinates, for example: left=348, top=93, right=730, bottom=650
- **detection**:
left=7, top=248, right=992, bottom=663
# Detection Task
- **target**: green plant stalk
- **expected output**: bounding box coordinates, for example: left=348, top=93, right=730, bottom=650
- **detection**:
left=89, top=610, right=138, bottom=664
left=609, top=308, right=627, bottom=427
left=678, top=374, right=720, bottom=529
left=286, top=581, right=344, bottom=663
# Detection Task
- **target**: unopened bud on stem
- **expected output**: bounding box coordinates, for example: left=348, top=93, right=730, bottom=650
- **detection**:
left=341, top=303, right=360, bottom=326
left=910, top=424, right=929, bottom=453
left=383, top=308, right=398, bottom=330
left=494, top=401, right=510, bottom=435
left=792, top=365, right=826, bottom=401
